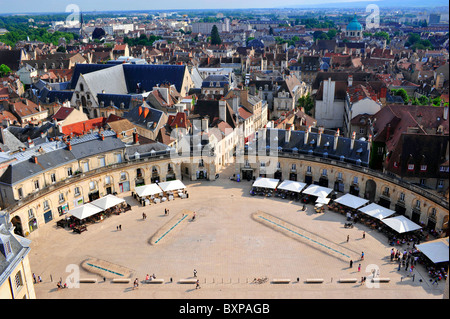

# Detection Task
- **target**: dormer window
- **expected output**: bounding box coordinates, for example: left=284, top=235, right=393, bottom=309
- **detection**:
left=0, top=233, right=13, bottom=262
left=407, top=164, right=414, bottom=171
left=420, top=165, right=427, bottom=172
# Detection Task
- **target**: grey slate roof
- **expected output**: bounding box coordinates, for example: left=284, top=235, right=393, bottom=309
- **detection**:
left=248, top=128, right=370, bottom=167
left=0, top=148, right=76, bottom=185
left=0, top=223, right=31, bottom=286
left=0, top=130, right=126, bottom=185
left=69, top=130, right=125, bottom=159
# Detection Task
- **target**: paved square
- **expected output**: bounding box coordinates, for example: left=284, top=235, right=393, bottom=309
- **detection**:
left=28, top=165, right=445, bottom=299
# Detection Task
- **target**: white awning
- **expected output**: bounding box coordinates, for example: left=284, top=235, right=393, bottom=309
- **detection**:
left=134, top=184, right=163, bottom=197
left=277, top=180, right=307, bottom=193
left=316, top=197, right=331, bottom=204
left=416, top=238, right=449, bottom=264
left=69, top=203, right=103, bottom=220
left=157, top=180, right=186, bottom=192
left=252, top=177, right=279, bottom=189
left=301, top=185, right=333, bottom=198
left=358, top=203, right=396, bottom=220
left=91, top=194, right=125, bottom=210
left=381, top=215, right=422, bottom=234
left=334, top=193, right=369, bottom=209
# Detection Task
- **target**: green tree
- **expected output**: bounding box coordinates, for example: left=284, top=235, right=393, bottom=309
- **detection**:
left=327, top=29, right=337, bottom=39
left=391, top=88, right=409, bottom=104
left=418, top=95, right=430, bottom=105
left=210, top=25, right=222, bottom=45
left=0, top=64, right=11, bottom=77
left=297, top=93, right=314, bottom=115
left=374, top=31, right=390, bottom=44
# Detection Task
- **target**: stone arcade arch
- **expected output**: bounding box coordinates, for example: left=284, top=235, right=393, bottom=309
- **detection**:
left=364, top=179, right=377, bottom=202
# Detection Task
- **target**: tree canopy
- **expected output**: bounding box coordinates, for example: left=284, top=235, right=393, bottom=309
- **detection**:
left=210, top=25, right=222, bottom=45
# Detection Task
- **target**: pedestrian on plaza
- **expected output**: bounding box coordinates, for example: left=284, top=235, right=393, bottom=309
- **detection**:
left=165, top=208, right=167, bottom=215
left=347, top=235, right=349, bottom=242
left=362, top=231, right=365, bottom=239
left=38, top=275, right=42, bottom=283
left=432, top=278, right=439, bottom=285
left=349, top=260, right=353, bottom=268
left=119, top=225, right=122, bottom=231
left=358, top=264, right=361, bottom=272
left=398, top=260, right=401, bottom=271
left=361, top=252, right=364, bottom=260
left=193, top=269, right=197, bottom=278
left=33, top=273, right=37, bottom=284
left=196, top=279, right=200, bottom=289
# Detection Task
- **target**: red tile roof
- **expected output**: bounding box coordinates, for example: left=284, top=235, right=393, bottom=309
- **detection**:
left=52, top=106, right=74, bottom=121
left=61, top=117, right=106, bottom=136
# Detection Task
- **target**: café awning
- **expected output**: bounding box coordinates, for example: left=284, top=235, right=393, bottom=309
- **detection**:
left=91, top=194, right=125, bottom=210
left=416, top=238, right=449, bottom=264
left=381, top=215, right=422, bottom=234
left=134, top=184, right=163, bottom=197
left=252, top=177, right=279, bottom=189
left=69, top=203, right=103, bottom=220
left=277, top=180, right=307, bottom=193
left=334, top=193, right=369, bottom=209
left=301, top=185, right=333, bottom=198
left=316, top=197, right=331, bottom=204
left=157, top=180, right=186, bottom=192
left=358, top=203, right=396, bottom=220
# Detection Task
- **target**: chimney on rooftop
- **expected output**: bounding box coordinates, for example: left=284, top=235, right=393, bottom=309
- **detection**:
left=350, top=131, right=356, bottom=150
left=304, top=125, right=311, bottom=144
left=133, top=131, right=139, bottom=144
left=444, top=105, right=448, bottom=121
left=28, top=137, right=34, bottom=148
left=67, top=141, right=72, bottom=150
left=317, top=126, right=324, bottom=147
left=333, top=128, right=340, bottom=151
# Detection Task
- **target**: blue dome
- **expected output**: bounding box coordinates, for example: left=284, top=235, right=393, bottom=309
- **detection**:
left=346, top=17, right=362, bottom=31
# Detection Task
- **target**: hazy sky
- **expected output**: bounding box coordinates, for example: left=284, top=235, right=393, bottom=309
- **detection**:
left=0, top=0, right=446, bottom=14
left=1, top=0, right=382, bottom=14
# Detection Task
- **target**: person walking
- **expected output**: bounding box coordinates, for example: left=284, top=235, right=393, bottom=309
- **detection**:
left=193, top=269, right=197, bottom=278
left=347, top=235, right=349, bottom=242
left=361, top=252, right=364, bottom=261
left=196, top=279, right=200, bottom=289
left=349, top=260, right=353, bottom=268
left=358, top=264, right=361, bottom=272
left=362, top=231, right=365, bottom=239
